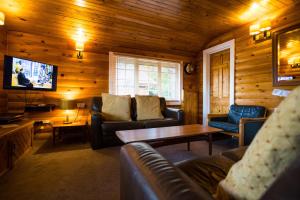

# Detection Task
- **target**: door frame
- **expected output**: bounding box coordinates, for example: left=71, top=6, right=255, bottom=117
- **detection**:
left=202, top=39, right=235, bottom=125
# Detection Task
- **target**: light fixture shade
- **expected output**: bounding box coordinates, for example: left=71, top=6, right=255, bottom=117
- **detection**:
left=260, top=20, right=271, bottom=31
left=250, top=24, right=260, bottom=35
left=60, top=99, right=76, bottom=110
left=288, top=57, right=295, bottom=65
left=0, top=12, right=5, bottom=26
left=76, top=41, right=84, bottom=51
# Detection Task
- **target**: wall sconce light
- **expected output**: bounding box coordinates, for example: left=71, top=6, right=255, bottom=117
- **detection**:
left=0, top=12, right=5, bottom=26
left=76, top=41, right=84, bottom=59
left=288, top=57, right=300, bottom=68
left=249, top=19, right=272, bottom=41
left=73, top=28, right=86, bottom=59
left=250, top=24, right=260, bottom=40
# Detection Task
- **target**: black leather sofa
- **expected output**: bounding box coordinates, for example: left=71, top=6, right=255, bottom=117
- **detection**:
left=120, top=143, right=300, bottom=200
left=90, top=97, right=184, bottom=149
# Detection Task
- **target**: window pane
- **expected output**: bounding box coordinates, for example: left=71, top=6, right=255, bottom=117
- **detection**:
left=116, top=61, right=135, bottom=96
left=126, top=64, right=134, bottom=70
left=117, top=63, right=125, bottom=69
left=117, top=69, right=125, bottom=79
left=137, top=64, right=158, bottom=96
left=161, top=67, right=177, bottom=100
left=112, top=56, right=181, bottom=101
left=161, top=67, right=176, bottom=73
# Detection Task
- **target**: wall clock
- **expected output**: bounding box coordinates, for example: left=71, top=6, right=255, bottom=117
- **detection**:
left=184, top=63, right=195, bottom=75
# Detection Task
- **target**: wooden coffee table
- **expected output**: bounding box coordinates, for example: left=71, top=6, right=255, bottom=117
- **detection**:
left=116, top=124, right=222, bottom=155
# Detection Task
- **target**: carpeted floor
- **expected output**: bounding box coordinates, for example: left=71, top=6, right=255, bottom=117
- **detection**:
left=0, top=133, right=235, bottom=200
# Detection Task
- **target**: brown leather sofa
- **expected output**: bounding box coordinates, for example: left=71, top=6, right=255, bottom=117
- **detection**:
left=120, top=142, right=300, bottom=200
left=90, top=97, right=184, bottom=149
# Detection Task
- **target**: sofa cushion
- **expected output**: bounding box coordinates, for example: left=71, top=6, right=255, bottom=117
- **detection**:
left=208, top=121, right=239, bottom=133
left=176, top=155, right=235, bottom=195
left=130, top=97, right=167, bottom=120
left=135, top=95, right=164, bottom=120
left=101, top=121, right=144, bottom=133
left=102, top=93, right=131, bottom=121
left=228, top=105, right=266, bottom=124
left=217, top=86, right=300, bottom=200
left=142, top=118, right=179, bottom=128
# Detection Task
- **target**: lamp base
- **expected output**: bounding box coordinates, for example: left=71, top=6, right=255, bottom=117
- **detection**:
left=64, top=115, right=72, bottom=124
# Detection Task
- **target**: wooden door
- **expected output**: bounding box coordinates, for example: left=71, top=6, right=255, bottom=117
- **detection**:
left=210, top=49, right=230, bottom=114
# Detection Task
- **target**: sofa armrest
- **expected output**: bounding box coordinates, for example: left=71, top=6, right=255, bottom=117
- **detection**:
left=90, top=111, right=104, bottom=149
left=239, top=118, right=267, bottom=146
left=165, top=107, right=184, bottom=124
left=120, top=143, right=213, bottom=200
left=207, top=113, right=228, bottom=122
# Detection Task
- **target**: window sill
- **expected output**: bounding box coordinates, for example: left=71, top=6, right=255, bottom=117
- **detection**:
left=166, top=101, right=182, bottom=106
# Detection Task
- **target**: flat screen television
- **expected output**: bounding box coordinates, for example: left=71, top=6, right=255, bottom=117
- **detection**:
left=3, top=55, right=57, bottom=91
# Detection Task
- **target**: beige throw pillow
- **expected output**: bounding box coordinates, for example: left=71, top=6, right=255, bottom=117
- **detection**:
left=135, top=95, right=164, bottom=120
left=101, top=93, right=131, bottom=121
left=217, top=86, right=300, bottom=200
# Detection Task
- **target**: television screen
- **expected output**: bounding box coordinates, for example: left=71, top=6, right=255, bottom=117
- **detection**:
left=3, top=55, right=57, bottom=91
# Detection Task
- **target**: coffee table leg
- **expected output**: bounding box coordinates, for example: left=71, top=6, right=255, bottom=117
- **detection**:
left=187, top=140, right=190, bottom=151
left=208, top=133, right=212, bottom=155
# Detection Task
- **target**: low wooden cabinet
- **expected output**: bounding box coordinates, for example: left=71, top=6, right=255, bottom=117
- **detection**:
left=0, top=138, right=8, bottom=176
left=0, top=120, right=33, bottom=176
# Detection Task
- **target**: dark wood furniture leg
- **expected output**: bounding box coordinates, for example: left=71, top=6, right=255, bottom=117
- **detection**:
left=187, top=140, right=190, bottom=151
left=208, top=133, right=212, bottom=155
left=85, top=125, right=89, bottom=142
left=52, top=127, right=56, bottom=145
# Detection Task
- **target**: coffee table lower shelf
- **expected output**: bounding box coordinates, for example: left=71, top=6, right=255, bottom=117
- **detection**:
left=116, top=124, right=222, bottom=155
left=52, top=121, right=88, bottom=145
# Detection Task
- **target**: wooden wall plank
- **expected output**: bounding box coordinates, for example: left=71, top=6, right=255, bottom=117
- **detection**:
left=0, top=28, right=7, bottom=113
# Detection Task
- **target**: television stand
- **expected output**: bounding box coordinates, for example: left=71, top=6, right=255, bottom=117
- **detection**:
left=25, top=104, right=56, bottom=112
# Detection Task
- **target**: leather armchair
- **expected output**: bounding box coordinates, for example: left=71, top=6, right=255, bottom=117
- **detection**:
left=120, top=142, right=213, bottom=200
left=208, top=105, right=267, bottom=146
left=120, top=143, right=300, bottom=200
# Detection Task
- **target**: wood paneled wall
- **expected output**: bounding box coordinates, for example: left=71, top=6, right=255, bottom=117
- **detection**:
left=0, top=28, right=7, bottom=113
left=197, top=4, right=300, bottom=122
left=1, top=31, right=109, bottom=113
left=183, top=67, right=199, bottom=124
left=0, top=29, right=198, bottom=122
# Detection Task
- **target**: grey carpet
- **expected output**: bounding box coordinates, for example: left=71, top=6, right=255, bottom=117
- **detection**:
left=0, top=133, right=235, bottom=200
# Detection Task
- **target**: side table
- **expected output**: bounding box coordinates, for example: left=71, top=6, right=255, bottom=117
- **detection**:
left=52, top=121, right=89, bottom=145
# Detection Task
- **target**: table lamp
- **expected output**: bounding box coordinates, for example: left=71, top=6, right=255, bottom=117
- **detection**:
left=60, top=99, right=76, bottom=124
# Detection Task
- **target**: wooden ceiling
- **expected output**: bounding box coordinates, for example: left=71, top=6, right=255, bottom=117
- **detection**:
left=0, top=0, right=298, bottom=57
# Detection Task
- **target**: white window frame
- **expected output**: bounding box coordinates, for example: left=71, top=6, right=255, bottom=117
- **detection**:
left=109, top=52, right=183, bottom=104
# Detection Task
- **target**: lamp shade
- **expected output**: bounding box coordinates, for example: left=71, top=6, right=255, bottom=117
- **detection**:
left=250, top=24, right=260, bottom=35
left=0, top=12, right=5, bottom=26
left=60, top=99, right=76, bottom=110
left=260, top=20, right=271, bottom=32
left=76, top=41, right=84, bottom=51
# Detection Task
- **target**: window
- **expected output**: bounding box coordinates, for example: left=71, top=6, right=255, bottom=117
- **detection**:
left=109, top=52, right=182, bottom=102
